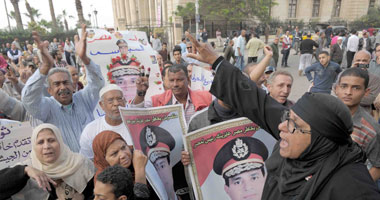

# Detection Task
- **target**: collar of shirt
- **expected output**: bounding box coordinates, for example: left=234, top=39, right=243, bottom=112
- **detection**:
left=53, top=97, right=75, bottom=111
left=172, top=93, right=192, bottom=108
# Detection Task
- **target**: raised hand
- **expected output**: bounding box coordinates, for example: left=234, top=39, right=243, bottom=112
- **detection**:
left=263, top=45, right=273, bottom=57
left=181, top=151, right=191, bottom=166
left=74, top=24, right=90, bottom=65
left=132, top=150, right=148, bottom=184
left=185, top=32, right=219, bottom=65
left=32, top=31, right=54, bottom=75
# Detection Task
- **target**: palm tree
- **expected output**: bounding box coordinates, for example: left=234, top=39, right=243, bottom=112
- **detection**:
left=61, top=9, right=74, bottom=31
left=10, top=0, right=24, bottom=30
left=24, top=0, right=41, bottom=23
left=48, top=0, right=58, bottom=30
left=75, top=0, right=85, bottom=25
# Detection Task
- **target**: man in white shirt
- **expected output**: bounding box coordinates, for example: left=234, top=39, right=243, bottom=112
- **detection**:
left=7, top=43, right=22, bottom=64
left=234, top=29, right=247, bottom=71
left=80, top=84, right=132, bottom=159
left=347, top=30, right=359, bottom=68
left=152, top=33, right=162, bottom=52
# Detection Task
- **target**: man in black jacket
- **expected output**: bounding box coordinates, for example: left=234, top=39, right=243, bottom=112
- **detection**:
left=331, top=37, right=344, bottom=65
left=298, top=34, right=318, bottom=76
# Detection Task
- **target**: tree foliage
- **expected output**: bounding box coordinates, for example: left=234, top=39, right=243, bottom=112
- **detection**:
left=198, top=0, right=276, bottom=23
left=349, top=7, right=380, bottom=30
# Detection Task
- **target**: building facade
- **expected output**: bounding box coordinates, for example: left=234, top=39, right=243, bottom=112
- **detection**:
left=112, top=0, right=195, bottom=46
left=271, top=0, right=380, bottom=23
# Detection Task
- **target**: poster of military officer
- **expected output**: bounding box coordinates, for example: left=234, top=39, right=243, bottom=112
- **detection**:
left=184, top=117, right=276, bottom=200
left=120, top=104, right=188, bottom=200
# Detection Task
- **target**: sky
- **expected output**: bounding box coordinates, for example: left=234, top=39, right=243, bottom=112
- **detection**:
left=0, top=0, right=114, bottom=30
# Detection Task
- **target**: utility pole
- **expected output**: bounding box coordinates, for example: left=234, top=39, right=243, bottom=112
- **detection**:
left=4, top=0, right=11, bottom=31
left=94, top=9, right=98, bottom=28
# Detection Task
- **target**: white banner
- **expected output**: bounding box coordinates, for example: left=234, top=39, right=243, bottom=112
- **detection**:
left=190, top=65, right=214, bottom=91
left=0, top=121, right=32, bottom=170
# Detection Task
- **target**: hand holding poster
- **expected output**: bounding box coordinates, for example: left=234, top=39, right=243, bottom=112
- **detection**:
left=80, top=29, right=164, bottom=118
left=184, top=117, right=276, bottom=200
left=120, top=105, right=188, bottom=200
left=0, top=121, right=33, bottom=170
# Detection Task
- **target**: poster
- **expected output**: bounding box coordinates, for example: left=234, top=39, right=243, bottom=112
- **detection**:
left=79, top=29, right=164, bottom=118
left=184, top=117, right=276, bottom=200
left=120, top=104, right=187, bottom=200
left=190, top=65, right=214, bottom=91
left=0, top=121, right=33, bottom=170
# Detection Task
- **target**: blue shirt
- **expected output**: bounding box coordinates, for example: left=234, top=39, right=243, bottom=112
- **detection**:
left=305, top=61, right=341, bottom=94
left=22, top=60, right=105, bottom=152
left=180, top=42, right=187, bottom=54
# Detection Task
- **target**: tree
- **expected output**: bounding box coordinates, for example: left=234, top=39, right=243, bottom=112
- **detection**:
left=24, top=0, right=41, bottom=23
left=10, top=0, right=24, bottom=30
left=349, top=7, right=380, bottom=30
left=175, top=2, right=195, bottom=32
left=48, top=0, right=58, bottom=30
left=61, top=9, right=75, bottom=31
left=75, top=0, right=85, bottom=25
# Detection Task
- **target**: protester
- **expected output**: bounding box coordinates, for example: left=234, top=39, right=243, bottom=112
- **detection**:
left=94, top=165, right=135, bottom=200
left=224, top=40, right=235, bottom=64
left=350, top=50, right=380, bottom=113
left=151, top=33, right=162, bottom=52
left=246, top=33, right=265, bottom=63
left=369, top=44, right=380, bottom=77
left=201, top=28, right=208, bottom=43
left=51, top=50, right=67, bottom=68
left=292, top=26, right=302, bottom=55
left=92, top=131, right=151, bottom=199
left=13, top=123, right=95, bottom=199
left=64, top=38, right=76, bottom=66
left=132, top=64, right=212, bottom=123
left=234, top=29, right=246, bottom=70
left=281, top=31, right=291, bottom=67
left=305, top=51, right=341, bottom=94
left=315, top=32, right=325, bottom=60
left=184, top=31, right=380, bottom=199
left=331, top=37, right=344, bottom=65
left=299, top=34, right=318, bottom=76
left=80, top=84, right=132, bottom=159
left=66, top=65, right=83, bottom=92
left=334, top=68, right=380, bottom=182
left=7, top=43, right=22, bottom=64
left=158, top=42, right=170, bottom=62
left=172, top=46, right=187, bottom=65
left=22, top=25, right=105, bottom=152
left=270, top=37, right=280, bottom=69
left=347, top=30, right=359, bottom=68
left=161, top=65, right=171, bottom=91
left=267, top=70, right=294, bottom=107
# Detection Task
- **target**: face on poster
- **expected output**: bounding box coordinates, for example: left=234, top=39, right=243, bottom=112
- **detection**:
left=185, top=117, right=276, bottom=200
left=80, top=29, right=164, bottom=118
left=119, top=104, right=187, bottom=200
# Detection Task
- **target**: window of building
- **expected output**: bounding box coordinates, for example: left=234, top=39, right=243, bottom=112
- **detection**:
left=288, top=0, right=297, bottom=18
left=312, top=0, right=320, bottom=17
left=333, top=0, right=342, bottom=17
left=369, top=0, right=376, bottom=8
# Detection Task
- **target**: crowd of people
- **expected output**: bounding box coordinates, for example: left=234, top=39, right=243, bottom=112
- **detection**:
left=0, top=22, right=380, bottom=200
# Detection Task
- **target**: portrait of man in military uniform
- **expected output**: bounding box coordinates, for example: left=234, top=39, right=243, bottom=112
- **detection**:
left=140, top=125, right=177, bottom=200
left=213, top=137, right=268, bottom=200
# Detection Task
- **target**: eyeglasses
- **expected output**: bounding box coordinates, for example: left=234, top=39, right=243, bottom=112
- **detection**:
left=187, top=47, right=192, bottom=49
left=281, top=110, right=311, bottom=134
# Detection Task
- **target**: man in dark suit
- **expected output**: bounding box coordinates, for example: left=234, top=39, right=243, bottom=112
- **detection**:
left=359, top=31, right=373, bottom=54
left=330, top=37, right=344, bottom=65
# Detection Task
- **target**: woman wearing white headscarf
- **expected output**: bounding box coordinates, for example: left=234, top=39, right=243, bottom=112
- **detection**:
left=12, top=123, right=95, bottom=200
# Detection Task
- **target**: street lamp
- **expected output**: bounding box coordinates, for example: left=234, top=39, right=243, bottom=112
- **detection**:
left=88, top=13, right=92, bottom=27
left=93, top=9, right=98, bottom=28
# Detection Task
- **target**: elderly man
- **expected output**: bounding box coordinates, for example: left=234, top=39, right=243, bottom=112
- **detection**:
left=350, top=50, right=380, bottom=113
left=335, top=68, right=380, bottom=182
left=80, top=84, right=132, bottom=159
left=184, top=32, right=380, bottom=199
left=22, top=25, right=105, bottom=152
left=7, top=43, right=22, bottom=64
left=66, top=65, right=83, bottom=92
left=305, top=51, right=341, bottom=94
left=331, top=37, right=344, bottom=65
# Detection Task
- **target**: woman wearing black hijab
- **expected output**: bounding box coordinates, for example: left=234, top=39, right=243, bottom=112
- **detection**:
left=183, top=32, right=380, bottom=200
